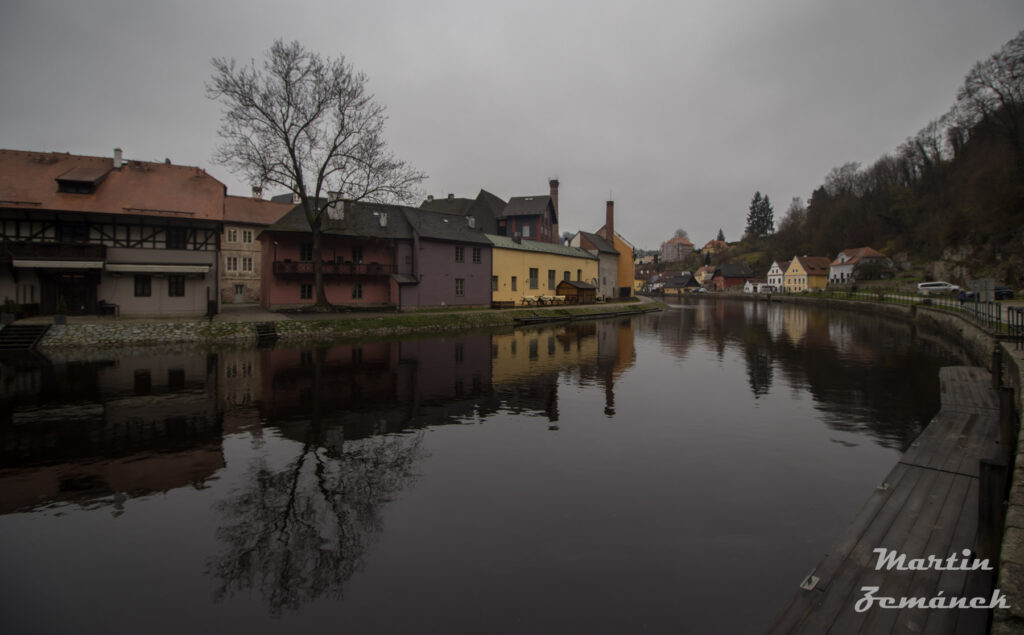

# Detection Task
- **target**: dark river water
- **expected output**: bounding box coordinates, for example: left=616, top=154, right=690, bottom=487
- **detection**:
left=0, top=299, right=963, bottom=634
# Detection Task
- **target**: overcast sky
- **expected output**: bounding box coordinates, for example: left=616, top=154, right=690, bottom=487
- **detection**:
left=2, top=1, right=1021, bottom=250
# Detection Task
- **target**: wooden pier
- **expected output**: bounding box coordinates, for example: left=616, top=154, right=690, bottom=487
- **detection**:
left=768, top=366, right=1009, bottom=634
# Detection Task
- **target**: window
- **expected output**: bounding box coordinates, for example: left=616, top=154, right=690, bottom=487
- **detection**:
left=511, top=276, right=517, bottom=291
left=134, top=275, right=151, bottom=297
left=352, top=283, right=363, bottom=299
left=352, top=245, right=363, bottom=263
left=564, top=271, right=570, bottom=281
left=577, top=269, right=582, bottom=281
left=529, top=268, right=538, bottom=289
left=242, top=230, right=253, bottom=243
left=455, top=278, right=465, bottom=297
left=166, top=228, right=187, bottom=250
left=300, top=284, right=313, bottom=299
left=472, top=247, right=481, bottom=263
left=168, top=275, right=185, bottom=297
left=234, top=284, right=245, bottom=296
left=242, top=257, right=253, bottom=272
left=300, top=243, right=313, bottom=261
left=455, top=246, right=464, bottom=262
left=522, top=224, right=531, bottom=238
left=227, top=228, right=237, bottom=242
left=226, top=256, right=238, bottom=271
left=492, top=276, right=498, bottom=291
left=548, top=269, right=555, bottom=290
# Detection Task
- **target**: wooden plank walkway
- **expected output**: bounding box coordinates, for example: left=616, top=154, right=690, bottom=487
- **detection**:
left=768, top=366, right=1006, bottom=635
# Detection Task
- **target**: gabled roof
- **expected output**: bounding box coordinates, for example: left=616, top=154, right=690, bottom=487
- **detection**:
left=831, top=246, right=887, bottom=266
left=224, top=196, right=295, bottom=225
left=576, top=231, right=618, bottom=255
left=664, top=273, right=699, bottom=289
left=713, top=262, right=754, bottom=278
left=665, top=236, right=693, bottom=247
left=486, top=234, right=597, bottom=260
left=558, top=280, right=597, bottom=289
left=794, top=256, right=832, bottom=275
left=420, top=196, right=475, bottom=215
left=502, top=195, right=556, bottom=221
left=702, top=239, right=728, bottom=250
left=265, top=201, right=413, bottom=240
left=402, top=208, right=491, bottom=245
left=0, top=148, right=226, bottom=221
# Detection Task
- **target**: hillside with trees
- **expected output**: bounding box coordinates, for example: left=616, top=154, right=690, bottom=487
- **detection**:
left=738, top=30, right=1024, bottom=286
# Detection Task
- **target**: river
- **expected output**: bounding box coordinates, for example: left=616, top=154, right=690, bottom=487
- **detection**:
left=0, top=298, right=963, bottom=634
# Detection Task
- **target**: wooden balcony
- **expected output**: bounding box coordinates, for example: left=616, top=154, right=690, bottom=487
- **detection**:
left=273, top=260, right=395, bottom=277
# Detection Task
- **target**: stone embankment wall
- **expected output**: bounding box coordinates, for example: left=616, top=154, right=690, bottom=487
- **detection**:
left=39, top=321, right=256, bottom=349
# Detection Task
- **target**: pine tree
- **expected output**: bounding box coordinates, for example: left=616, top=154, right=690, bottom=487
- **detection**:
left=745, top=192, right=774, bottom=238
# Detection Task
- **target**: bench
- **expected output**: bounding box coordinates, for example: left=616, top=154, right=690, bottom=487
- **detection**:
left=521, top=295, right=539, bottom=306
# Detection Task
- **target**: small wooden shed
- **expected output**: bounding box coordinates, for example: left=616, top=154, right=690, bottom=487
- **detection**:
left=556, top=280, right=597, bottom=304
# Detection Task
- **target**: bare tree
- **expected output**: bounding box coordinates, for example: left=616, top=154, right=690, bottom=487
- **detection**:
left=957, top=29, right=1024, bottom=172
left=207, top=40, right=426, bottom=307
left=673, top=228, right=690, bottom=241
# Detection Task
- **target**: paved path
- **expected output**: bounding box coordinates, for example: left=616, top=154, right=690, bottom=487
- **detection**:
left=768, top=366, right=1007, bottom=634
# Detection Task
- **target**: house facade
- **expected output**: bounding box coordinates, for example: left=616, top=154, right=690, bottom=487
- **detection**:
left=496, top=179, right=560, bottom=244
left=710, top=262, right=754, bottom=291
left=700, top=240, right=729, bottom=256
left=488, top=234, right=598, bottom=305
left=221, top=195, right=294, bottom=304
left=766, top=261, right=786, bottom=288
left=0, top=148, right=222, bottom=318
left=421, top=189, right=506, bottom=235
left=399, top=208, right=492, bottom=309
left=783, top=256, right=831, bottom=292
left=569, top=229, right=618, bottom=299
left=828, top=246, right=893, bottom=284
left=660, top=236, right=693, bottom=263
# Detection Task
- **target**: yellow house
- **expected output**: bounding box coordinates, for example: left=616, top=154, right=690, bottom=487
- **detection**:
left=488, top=234, right=599, bottom=305
left=783, top=256, right=832, bottom=292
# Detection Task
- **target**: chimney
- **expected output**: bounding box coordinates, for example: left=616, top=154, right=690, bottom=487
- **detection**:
left=292, top=192, right=301, bottom=204
left=549, top=179, right=559, bottom=214
left=447, top=193, right=454, bottom=199
left=467, top=215, right=476, bottom=229
left=113, top=148, right=123, bottom=169
left=606, top=200, right=614, bottom=240
left=427, top=195, right=434, bottom=202
left=251, top=186, right=263, bottom=199
left=379, top=211, right=388, bottom=227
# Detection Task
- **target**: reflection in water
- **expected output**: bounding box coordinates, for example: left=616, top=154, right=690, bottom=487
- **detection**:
left=0, top=301, right=961, bottom=632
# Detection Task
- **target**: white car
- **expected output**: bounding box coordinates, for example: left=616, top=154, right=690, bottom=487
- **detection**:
left=917, top=281, right=959, bottom=296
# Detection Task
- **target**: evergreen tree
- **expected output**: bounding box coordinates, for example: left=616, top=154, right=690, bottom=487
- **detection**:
left=716, top=228, right=725, bottom=242
left=745, top=192, right=774, bottom=238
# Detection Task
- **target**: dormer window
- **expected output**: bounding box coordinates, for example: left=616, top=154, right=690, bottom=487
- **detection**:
left=55, top=167, right=110, bottom=194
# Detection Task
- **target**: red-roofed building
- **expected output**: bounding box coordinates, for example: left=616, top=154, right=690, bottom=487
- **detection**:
left=828, top=247, right=893, bottom=284
left=660, top=235, right=694, bottom=263
left=0, top=148, right=225, bottom=317
left=222, top=194, right=294, bottom=304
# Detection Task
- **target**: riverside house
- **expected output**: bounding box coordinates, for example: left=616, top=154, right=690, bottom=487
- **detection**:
left=496, top=179, right=560, bottom=244
left=766, top=261, right=787, bottom=289
left=221, top=194, right=294, bottom=305
left=828, top=247, right=894, bottom=284
left=0, top=148, right=222, bottom=317
left=259, top=201, right=491, bottom=310
left=783, top=255, right=832, bottom=292
left=594, top=201, right=635, bottom=298
left=569, top=227, right=618, bottom=299
left=709, top=262, right=754, bottom=291
left=488, top=234, right=598, bottom=306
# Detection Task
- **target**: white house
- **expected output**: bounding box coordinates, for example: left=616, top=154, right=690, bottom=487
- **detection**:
left=829, top=247, right=892, bottom=284
left=767, top=261, right=787, bottom=289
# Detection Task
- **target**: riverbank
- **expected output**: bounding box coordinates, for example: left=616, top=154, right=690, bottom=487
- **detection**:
left=16, top=299, right=665, bottom=350
left=683, top=292, right=1024, bottom=632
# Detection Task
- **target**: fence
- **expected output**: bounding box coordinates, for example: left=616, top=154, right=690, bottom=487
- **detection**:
left=774, top=287, right=1013, bottom=335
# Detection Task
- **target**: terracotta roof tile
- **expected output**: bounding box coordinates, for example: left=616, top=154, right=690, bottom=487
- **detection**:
left=224, top=196, right=295, bottom=225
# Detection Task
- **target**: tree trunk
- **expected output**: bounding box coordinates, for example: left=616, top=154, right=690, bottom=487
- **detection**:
left=312, top=223, right=329, bottom=307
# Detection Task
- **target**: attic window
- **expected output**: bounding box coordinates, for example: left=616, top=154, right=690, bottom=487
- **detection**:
left=55, top=167, right=110, bottom=194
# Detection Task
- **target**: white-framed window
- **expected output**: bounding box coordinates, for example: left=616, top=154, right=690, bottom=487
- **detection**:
left=226, top=256, right=238, bottom=271
left=242, top=230, right=253, bottom=243
left=242, top=257, right=253, bottom=272
left=455, top=278, right=465, bottom=297
left=227, top=228, right=237, bottom=242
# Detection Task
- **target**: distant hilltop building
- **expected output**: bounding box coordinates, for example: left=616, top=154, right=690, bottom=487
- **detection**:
left=660, top=236, right=693, bottom=263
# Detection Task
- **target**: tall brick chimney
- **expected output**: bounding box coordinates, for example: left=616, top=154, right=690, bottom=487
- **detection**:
left=606, top=200, right=614, bottom=240
left=549, top=179, right=559, bottom=243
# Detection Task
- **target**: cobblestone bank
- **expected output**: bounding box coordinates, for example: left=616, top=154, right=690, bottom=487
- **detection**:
left=38, top=321, right=256, bottom=349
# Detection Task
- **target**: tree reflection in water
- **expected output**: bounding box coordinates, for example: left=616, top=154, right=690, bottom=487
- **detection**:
left=208, top=345, right=424, bottom=614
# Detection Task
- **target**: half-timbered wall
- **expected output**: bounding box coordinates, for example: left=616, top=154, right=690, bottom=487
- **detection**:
left=0, top=215, right=218, bottom=251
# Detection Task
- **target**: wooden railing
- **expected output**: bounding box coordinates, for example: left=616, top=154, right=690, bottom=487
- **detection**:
left=273, top=260, right=395, bottom=276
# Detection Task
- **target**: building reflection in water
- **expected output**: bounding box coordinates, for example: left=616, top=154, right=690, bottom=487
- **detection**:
left=0, top=351, right=221, bottom=516
left=0, top=302, right=959, bottom=617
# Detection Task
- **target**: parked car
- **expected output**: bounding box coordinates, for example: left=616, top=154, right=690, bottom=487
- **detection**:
left=917, top=281, right=959, bottom=296
left=995, top=286, right=1015, bottom=300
